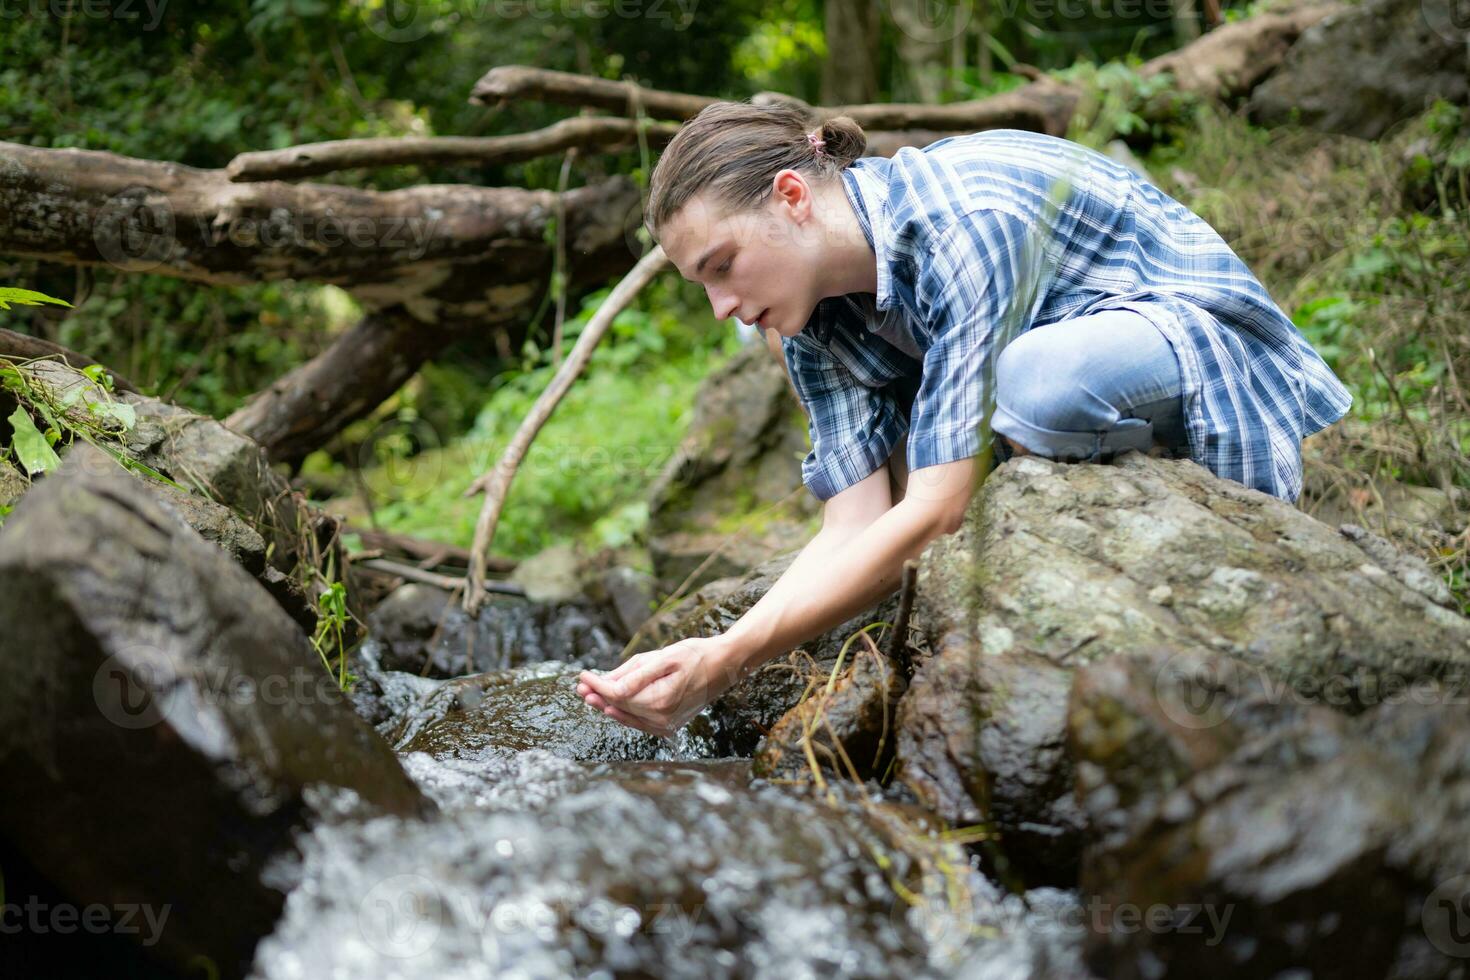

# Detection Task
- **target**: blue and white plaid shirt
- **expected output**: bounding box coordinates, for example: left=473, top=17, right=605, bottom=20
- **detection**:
left=780, top=129, right=1352, bottom=503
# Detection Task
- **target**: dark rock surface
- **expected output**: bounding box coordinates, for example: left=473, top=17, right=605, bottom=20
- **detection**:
left=364, top=581, right=622, bottom=679
left=0, top=445, right=427, bottom=978
left=753, top=641, right=907, bottom=784
left=1071, top=646, right=1470, bottom=979
left=1249, top=0, right=1470, bottom=139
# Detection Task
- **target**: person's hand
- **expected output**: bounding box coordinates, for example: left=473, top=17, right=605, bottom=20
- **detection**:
left=576, top=636, right=742, bottom=738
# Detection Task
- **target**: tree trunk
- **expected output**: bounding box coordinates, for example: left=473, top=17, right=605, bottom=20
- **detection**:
left=821, top=0, right=882, bottom=105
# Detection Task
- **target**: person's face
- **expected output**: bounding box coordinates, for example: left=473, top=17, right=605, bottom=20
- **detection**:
left=659, top=172, right=825, bottom=340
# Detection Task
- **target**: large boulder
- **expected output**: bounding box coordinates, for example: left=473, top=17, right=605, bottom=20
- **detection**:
left=1071, top=646, right=1470, bottom=979
left=896, top=452, right=1470, bottom=882
left=0, top=445, right=428, bottom=978
left=7, top=357, right=341, bottom=632
left=1249, top=0, right=1470, bottom=140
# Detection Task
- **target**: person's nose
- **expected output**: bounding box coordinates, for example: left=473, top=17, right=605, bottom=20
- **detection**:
left=705, top=283, right=741, bottom=322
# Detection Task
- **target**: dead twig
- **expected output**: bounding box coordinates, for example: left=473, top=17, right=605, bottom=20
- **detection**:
left=358, top=557, right=526, bottom=597
left=461, top=245, right=670, bottom=614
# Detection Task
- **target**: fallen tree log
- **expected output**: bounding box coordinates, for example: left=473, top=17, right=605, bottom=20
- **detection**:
left=0, top=141, right=644, bottom=460
left=0, top=139, right=641, bottom=321
left=224, top=305, right=461, bottom=466
left=0, top=328, right=141, bottom=394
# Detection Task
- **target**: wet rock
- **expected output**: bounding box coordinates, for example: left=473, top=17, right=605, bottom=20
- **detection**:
left=754, top=642, right=907, bottom=783
left=894, top=452, right=1470, bottom=882
left=149, top=476, right=269, bottom=576
left=12, top=357, right=335, bottom=631
left=899, top=646, right=1085, bottom=883
left=365, top=582, right=621, bottom=679
left=597, top=564, right=658, bottom=637
left=388, top=661, right=719, bottom=762
left=0, top=445, right=427, bottom=978
left=1249, top=0, right=1470, bottom=140
left=1071, top=646, right=1470, bottom=979
left=645, top=341, right=819, bottom=593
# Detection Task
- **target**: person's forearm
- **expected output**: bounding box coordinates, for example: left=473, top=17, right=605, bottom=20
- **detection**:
left=713, top=500, right=945, bottom=681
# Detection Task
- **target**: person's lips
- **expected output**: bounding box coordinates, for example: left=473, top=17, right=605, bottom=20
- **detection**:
left=755, top=308, right=770, bottom=327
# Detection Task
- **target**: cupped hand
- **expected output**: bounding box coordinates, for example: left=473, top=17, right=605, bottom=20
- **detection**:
left=576, top=636, right=741, bottom=738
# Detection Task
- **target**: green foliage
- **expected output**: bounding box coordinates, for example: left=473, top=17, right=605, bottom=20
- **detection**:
left=1145, top=101, right=1470, bottom=608
left=1058, top=59, right=1190, bottom=147
left=0, top=352, right=181, bottom=492
left=0, top=289, right=73, bottom=311
left=313, top=275, right=739, bottom=558
left=311, top=576, right=356, bottom=691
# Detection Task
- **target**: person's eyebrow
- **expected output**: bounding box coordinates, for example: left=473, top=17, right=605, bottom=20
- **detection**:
left=695, top=242, right=728, bottom=276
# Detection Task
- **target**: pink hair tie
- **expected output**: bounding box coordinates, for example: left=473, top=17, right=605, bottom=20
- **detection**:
left=807, top=131, right=827, bottom=156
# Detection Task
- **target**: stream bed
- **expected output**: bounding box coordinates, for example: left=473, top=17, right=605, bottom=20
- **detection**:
left=248, top=638, right=1091, bottom=979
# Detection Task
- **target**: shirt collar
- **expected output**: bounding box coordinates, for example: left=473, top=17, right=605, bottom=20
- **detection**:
left=840, top=161, right=895, bottom=312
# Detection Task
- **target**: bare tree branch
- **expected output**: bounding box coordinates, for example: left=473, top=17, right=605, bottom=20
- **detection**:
left=225, top=115, right=681, bottom=182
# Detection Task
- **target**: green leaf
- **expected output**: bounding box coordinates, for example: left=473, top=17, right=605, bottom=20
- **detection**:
left=8, top=405, right=61, bottom=476
left=81, top=363, right=116, bottom=392
left=90, top=399, right=136, bottom=431
left=0, top=288, right=73, bottom=311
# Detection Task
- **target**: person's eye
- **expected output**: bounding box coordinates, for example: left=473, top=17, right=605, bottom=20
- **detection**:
left=717, top=257, right=732, bottom=275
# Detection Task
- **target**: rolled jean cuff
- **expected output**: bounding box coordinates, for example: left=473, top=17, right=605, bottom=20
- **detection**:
left=991, top=406, right=1156, bottom=461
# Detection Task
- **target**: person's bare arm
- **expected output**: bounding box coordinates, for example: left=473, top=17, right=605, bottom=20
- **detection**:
left=576, top=456, right=976, bottom=736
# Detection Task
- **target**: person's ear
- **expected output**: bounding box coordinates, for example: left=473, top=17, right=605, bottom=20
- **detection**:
left=770, top=169, right=811, bottom=220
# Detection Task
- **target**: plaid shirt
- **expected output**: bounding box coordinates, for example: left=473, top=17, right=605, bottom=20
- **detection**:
left=780, top=129, right=1352, bottom=503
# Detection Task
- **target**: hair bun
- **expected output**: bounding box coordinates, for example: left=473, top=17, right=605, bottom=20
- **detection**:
left=817, top=115, right=868, bottom=167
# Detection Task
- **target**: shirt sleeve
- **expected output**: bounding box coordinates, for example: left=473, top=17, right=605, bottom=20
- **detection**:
left=906, top=208, right=1044, bottom=473
left=780, top=329, right=910, bottom=502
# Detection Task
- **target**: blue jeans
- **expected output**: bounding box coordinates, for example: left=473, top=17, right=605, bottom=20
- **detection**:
left=991, top=308, right=1188, bottom=464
